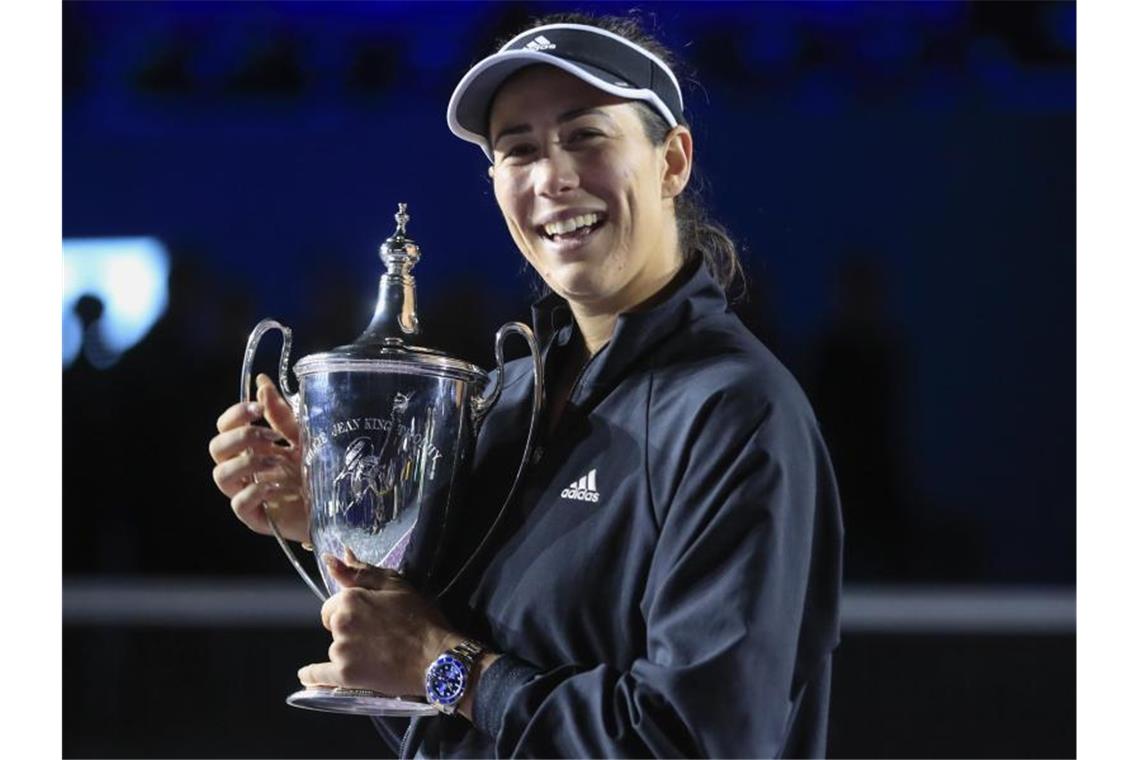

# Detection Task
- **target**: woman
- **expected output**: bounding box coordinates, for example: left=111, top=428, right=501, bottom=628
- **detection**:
left=209, top=13, right=843, bottom=758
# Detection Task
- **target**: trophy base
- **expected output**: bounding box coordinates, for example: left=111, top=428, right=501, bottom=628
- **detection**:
left=286, top=687, right=438, bottom=717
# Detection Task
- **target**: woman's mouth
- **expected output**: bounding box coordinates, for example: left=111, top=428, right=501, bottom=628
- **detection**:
left=537, top=212, right=607, bottom=244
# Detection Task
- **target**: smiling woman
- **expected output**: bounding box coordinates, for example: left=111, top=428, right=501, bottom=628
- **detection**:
left=209, top=11, right=844, bottom=759
left=486, top=67, right=689, bottom=346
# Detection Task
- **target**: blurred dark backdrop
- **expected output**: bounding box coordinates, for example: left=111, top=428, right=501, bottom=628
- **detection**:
left=62, top=2, right=1075, bottom=757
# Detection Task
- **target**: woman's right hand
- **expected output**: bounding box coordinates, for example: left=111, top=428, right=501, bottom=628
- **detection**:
left=209, top=373, right=309, bottom=544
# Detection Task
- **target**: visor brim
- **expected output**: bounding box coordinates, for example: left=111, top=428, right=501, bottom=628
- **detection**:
left=447, top=50, right=678, bottom=161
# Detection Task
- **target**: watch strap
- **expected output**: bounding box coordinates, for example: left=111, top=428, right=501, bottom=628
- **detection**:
left=451, top=639, right=486, bottom=665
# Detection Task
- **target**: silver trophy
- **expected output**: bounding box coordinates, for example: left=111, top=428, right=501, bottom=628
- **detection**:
left=239, top=204, right=543, bottom=717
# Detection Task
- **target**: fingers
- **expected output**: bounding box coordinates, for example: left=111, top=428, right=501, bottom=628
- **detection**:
left=319, top=588, right=367, bottom=632
left=318, top=559, right=402, bottom=630
left=324, top=553, right=402, bottom=591
left=213, top=451, right=295, bottom=498
left=257, top=374, right=301, bottom=444
left=298, top=659, right=384, bottom=692
left=321, top=594, right=336, bottom=631
left=298, top=661, right=339, bottom=689
left=216, top=401, right=262, bottom=434
left=229, top=478, right=294, bottom=535
left=209, top=423, right=291, bottom=466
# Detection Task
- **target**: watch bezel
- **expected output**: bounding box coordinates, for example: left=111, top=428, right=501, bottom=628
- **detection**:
left=424, top=653, right=470, bottom=712
left=424, top=640, right=486, bottom=714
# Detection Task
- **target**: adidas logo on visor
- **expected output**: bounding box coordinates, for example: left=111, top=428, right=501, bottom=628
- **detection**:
left=561, top=468, right=599, bottom=502
left=525, top=35, right=556, bottom=52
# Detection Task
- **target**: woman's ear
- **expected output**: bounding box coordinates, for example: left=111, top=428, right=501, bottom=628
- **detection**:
left=661, top=126, right=693, bottom=199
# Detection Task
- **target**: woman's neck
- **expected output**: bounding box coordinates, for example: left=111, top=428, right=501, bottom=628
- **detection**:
left=570, top=309, right=619, bottom=357
left=567, top=256, right=688, bottom=356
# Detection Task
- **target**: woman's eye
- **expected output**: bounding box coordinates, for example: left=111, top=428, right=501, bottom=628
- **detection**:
left=501, top=144, right=535, bottom=161
left=569, top=129, right=603, bottom=143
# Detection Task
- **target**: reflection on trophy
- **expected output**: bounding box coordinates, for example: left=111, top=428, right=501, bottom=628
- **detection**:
left=239, top=204, right=543, bottom=717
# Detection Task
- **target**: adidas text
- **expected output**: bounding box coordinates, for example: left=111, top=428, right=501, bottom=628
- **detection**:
left=561, top=487, right=599, bottom=502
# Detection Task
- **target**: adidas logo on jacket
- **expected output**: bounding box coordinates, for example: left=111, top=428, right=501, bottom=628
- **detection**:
left=560, top=468, right=599, bottom=502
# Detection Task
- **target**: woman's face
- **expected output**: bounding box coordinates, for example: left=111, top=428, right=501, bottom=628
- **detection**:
left=488, top=66, right=688, bottom=313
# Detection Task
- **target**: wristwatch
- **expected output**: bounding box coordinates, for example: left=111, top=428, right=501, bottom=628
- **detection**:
left=424, top=639, right=486, bottom=714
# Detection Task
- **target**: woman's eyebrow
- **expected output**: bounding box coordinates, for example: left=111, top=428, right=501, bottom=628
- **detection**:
left=492, top=107, right=612, bottom=148
left=492, top=123, right=531, bottom=148
left=558, top=106, right=609, bottom=124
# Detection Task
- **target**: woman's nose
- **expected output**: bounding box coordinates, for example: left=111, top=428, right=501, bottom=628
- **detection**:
left=532, top=150, right=578, bottom=197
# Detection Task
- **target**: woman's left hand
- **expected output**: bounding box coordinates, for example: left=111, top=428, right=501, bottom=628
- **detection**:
left=298, top=552, right=462, bottom=698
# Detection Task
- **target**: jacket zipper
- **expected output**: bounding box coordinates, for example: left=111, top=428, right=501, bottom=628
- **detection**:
left=568, top=349, right=599, bottom=403
left=531, top=337, right=598, bottom=465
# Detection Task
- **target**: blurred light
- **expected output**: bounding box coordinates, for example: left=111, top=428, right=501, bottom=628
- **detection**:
left=63, top=237, right=170, bottom=369
left=63, top=311, right=83, bottom=366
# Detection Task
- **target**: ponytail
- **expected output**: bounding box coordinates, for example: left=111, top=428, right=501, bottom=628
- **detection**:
left=631, top=102, right=745, bottom=299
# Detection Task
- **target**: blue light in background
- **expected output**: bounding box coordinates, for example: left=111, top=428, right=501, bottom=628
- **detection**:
left=742, top=16, right=799, bottom=69
left=858, top=20, right=922, bottom=65
left=1043, top=2, right=1077, bottom=54
left=63, top=237, right=171, bottom=369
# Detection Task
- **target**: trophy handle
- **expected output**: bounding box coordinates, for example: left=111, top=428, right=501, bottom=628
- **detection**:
left=471, top=321, right=542, bottom=424
left=241, top=319, right=299, bottom=407
left=240, top=319, right=327, bottom=603
left=438, top=321, right=544, bottom=597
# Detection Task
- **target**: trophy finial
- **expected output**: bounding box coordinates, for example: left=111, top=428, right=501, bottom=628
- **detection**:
left=395, top=203, right=409, bottom=237
left=368, top=202, right=422, bottom=342
left=381, top=202, right=418, bottom=266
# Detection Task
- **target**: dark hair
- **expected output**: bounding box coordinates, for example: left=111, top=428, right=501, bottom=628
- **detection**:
left=496, top=11, right=744, bottom=298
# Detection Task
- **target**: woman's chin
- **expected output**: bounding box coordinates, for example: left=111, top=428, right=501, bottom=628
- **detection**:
left=547, top=267, right=613, bottom=305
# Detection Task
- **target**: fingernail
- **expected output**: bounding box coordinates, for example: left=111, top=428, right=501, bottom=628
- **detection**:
left=258, top=427, right=287, bottom=442
left=247, top=402, right=262, bottom=417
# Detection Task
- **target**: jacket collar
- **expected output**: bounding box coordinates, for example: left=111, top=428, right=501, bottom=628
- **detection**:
left=529, top=261, right=729, bottom=402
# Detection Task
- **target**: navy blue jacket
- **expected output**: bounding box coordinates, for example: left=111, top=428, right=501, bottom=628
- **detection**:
left=385, top=262, right=843, bottom=758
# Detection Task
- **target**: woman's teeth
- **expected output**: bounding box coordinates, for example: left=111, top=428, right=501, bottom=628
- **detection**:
left=542, top=212, right=602, bottom=239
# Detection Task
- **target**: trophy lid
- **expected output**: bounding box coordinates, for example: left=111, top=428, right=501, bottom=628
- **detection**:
left=293, top=204, right=485, bottom=383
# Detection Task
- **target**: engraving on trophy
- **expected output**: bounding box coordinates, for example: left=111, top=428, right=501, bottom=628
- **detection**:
left=319, top=392, right=443, bottom=547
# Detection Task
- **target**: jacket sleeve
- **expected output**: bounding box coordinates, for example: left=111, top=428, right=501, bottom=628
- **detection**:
left=470, top=392, right=842, bottom=757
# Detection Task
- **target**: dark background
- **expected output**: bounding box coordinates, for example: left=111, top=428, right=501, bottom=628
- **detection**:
left=62, top=2, right=1075, bottom=757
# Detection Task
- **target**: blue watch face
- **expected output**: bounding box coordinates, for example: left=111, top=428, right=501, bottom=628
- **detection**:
left=426, top=655, right=467, bottom=705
